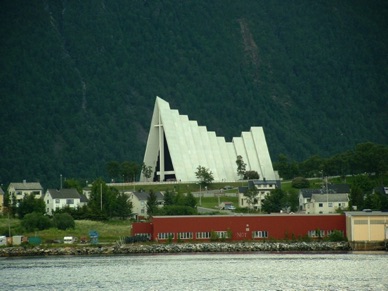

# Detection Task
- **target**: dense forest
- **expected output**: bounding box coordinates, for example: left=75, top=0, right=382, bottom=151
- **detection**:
left=0, top=1, right=387, bottom=187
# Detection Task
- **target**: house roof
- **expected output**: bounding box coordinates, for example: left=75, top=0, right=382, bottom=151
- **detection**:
left=238, top=186, right=248, bottom=194
left=250, top=179, right=278, bottom=185
left=46, top=189, right=81, bottom=199
left=0, top=187, right=4, bottom=195
left=131, top=191, right=164, bottom=201
left=9, top=182, right=43, bottom=191
left=300, top=184, right=351, bottom=198
left=345, top=211, right=388, bottom=217
left=374, top=186, right=388, bottom=195
left=328, top=184, right=350, bottom=193
left=79, top=194, right=89, bottom=203
left=311, top=193, right=349, bottom=203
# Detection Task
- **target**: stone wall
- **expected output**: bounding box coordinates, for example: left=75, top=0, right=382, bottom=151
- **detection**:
left=0, top=241, right=351, bottom=257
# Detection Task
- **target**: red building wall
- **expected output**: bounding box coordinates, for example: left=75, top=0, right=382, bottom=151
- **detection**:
left=133, top=214, right=346, bottom=242
left=132, top=221, right=153, bottom=236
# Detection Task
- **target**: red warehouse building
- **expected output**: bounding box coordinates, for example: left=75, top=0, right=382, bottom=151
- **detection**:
left=132, top=214, right=346, bottom=242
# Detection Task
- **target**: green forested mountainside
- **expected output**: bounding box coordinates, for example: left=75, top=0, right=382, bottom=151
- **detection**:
left=0, top=1, right=387, bottom=187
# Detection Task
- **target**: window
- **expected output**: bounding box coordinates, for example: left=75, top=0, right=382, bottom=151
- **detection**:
left=328, top=202, right=333, bottom=207
left=319, top=203, right=323, bottom=207
left=196, top=232, right=211, bottom=239
left=252, top=231, right=268, bottom=238
left=66, top=199, right=74, bottom=205
left=215, top=231, right=229, bottom=239
left=157, top=233, right=174, bottom=240
left=55, top=199, right=60, bottom=203
left=178, top=232, right=193, bottom=239
left=46, top=200, right=49, bottom=204
left=327, top=230, right=343, bottom=236
left=354, top=220, right=368, bottom=224
left=308, top=230, right=325, bottom=238
left=135, top=233, right=151, bottom=240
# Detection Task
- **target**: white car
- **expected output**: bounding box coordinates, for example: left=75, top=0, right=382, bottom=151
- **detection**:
left=224, top=205, right=236, bottom=211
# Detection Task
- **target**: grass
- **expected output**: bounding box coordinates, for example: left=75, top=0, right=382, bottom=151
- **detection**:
left=198, top=196, right=238, bottom=209
left=113, top=181, right=243, bottom=195
left=0, top=217, right=132, bottom=243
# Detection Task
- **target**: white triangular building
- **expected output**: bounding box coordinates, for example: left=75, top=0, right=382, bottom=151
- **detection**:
left=140, top=96, right=278, bottom=182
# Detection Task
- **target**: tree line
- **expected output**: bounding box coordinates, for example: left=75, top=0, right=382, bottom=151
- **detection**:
left=274, top=142, right=388, bottom=182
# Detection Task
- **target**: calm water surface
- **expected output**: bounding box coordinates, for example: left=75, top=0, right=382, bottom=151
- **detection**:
left=2, top=252, right=388, bottom=290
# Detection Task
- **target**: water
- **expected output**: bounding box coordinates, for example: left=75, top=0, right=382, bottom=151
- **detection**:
left=1, top=252, right=388, bottom=290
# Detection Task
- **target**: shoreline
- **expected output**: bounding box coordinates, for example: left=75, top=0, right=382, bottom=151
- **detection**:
left=0, top=241, right=353, bottom=257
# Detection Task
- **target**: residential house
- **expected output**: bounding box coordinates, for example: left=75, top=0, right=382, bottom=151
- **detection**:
left=82, top=185, right=92, bottom=200
left=299, top=184, right=350, bottom=213
left=306, top=193, right=349, bottom=214
left=126, top=191, right=164, bottom=219
left=44, top=188, right=86, bottom=215
left=7, top=181, right=44, bottom=205
left=238, top=179, right=279, bottom=211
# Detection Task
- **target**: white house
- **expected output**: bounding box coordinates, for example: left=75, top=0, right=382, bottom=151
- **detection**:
left=238, top=179, right=279, bottom=211
left=299, top=184, right=350, bottom=213
left=7, top=181, right=43, bottom=204
left=44, top=188, right=86, bottom=215
left=126, top=191, right=164, bottom=219
left=305, top=193, right=349, bottom=214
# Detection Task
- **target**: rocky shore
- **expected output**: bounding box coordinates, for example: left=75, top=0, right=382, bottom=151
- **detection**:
left=0, top=241, right=351, bottom=257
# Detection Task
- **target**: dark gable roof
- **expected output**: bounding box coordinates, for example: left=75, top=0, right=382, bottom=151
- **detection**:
left=301, top=184, right=351, bottom=198
left=132, top=191, right=164, bottom=201
left=249, top=180, right=279, bottom=189
left=328, top=184, right=350, bottom=193
left=47, top=189, right=81, bottom=199
left=80, top=194, right=89, bottom=203
left=374, top=186, right=388, bottom=195
left=238, top=186, right=248, bottom=194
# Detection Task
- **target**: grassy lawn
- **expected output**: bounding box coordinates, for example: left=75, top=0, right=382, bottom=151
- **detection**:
left=0, top=217, right=132, bottom=243
left=113, top=181, right=243, bottom=194
left=198, top=196, right=239, bottom=209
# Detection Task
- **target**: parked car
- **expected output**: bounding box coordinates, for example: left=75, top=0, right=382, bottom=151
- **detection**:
left=224, top=204, right=236, bottom=211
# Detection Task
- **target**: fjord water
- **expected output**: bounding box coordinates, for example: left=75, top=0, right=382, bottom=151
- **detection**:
left=2, top=253, right=388, bottom=290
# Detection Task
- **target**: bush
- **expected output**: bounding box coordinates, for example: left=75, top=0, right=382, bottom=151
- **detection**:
left=327, top=230, right=347, bottom=242
left=53, top=213, right=75, bottom=230
left=292, top=177, right=310, bottom=189
left=22, top=212, right=52, bottom=232
left=159, top=205, right=196, bottom=215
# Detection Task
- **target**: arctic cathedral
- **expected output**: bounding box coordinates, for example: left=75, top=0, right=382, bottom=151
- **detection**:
left=140, top=97, right=278, bottom=183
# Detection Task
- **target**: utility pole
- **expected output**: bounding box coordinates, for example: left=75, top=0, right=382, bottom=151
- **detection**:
left=326, top=176, right=329, bottom=213
left=100, top=183, right=102, bottom=211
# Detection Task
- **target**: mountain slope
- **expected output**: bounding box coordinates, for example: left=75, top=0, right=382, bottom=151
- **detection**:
left=0, top=0, right=387, bottom=187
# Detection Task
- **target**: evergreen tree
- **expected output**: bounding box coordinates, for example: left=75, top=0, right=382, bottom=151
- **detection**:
left=17, top=194, right=45, bottom=219
left=147, top=190, right=158, bottom=217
